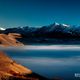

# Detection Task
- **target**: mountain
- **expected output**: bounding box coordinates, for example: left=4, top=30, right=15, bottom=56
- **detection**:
left=0, top=27, right=5, bottom=33
left=0, top=51, right=32, bottom=77
left=0, top=34, right=53, bottom=80
left=0, top=33, right=24, bottom=47
left=0, top=51, right=52, bottom=80
left=3, top=22, right=71, bottom=34
left=0, top=27, right=5, bottom=30
left=2, top=22, right=80, bottom=44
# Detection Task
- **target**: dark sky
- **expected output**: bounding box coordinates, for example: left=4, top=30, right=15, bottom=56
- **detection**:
left=0, top=0, right=80, bottom=28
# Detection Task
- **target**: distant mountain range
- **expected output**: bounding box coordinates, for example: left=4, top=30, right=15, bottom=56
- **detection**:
left=1, top=22, right=80, bottom=44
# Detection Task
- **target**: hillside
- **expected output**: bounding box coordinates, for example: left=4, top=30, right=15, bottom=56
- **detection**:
left=0, top=34, right=52, bottom=80
left=0, top=51, right=51, bottom=80
left=0, top=33, right=24, bottom=47
left=3, top=22, right=80, bottom=44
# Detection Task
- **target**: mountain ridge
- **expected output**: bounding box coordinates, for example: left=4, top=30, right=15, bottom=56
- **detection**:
left=0, top=51, right=53, bottom=80
left=0, top=33, right=24, bottom=47
left=1, top=22, right=80, bottom=44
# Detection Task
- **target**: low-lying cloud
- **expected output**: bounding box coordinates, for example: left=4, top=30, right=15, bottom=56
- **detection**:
left=0, top=45, right=80, bottom=51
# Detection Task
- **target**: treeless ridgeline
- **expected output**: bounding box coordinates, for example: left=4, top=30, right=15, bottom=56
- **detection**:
left=0, top=33, right=61, bottom=80
left=0, top=51, right=32, bottom=79
left=0, top=33, right=24, bottom=47
left=0, top=51, right=52, bottom=80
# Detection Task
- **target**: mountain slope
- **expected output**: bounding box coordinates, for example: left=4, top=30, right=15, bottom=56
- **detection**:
left=0, top=51, right=32, bottom=73
left=0, top=51, right=32, bottom=79
left=0, top=51, right=51, bottom=80
left=3, top=22, right=80, bottom=44
left=0, top=33, right=24, bottom=47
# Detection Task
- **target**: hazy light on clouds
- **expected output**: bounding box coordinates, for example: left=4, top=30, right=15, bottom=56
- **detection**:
left=13, top=56, right=80, bottom=66
left=1, top=45, right=80, bottom=51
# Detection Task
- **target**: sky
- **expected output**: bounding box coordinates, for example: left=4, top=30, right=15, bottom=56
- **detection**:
left=0, top=0, right=80, bottom=28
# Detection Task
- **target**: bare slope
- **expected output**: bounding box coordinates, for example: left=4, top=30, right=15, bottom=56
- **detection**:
left=0, top=33, right=23, bottom=47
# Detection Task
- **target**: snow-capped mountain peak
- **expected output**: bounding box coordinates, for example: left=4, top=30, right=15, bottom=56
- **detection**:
left=62, top=24, right=70, bottom=27
left=0, top=27, right=5, bottom=30
left=54, top=22, right=59, bottom=26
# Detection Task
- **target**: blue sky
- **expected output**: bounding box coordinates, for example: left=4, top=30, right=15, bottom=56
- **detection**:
left=0, top=0, right=80, bottom=28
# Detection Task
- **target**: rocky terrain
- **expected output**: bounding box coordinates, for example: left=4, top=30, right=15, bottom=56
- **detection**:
left=3, top=22, right=80, bottom=44
left=0, top=33, right=23, bottom=47
left=0, top=33, right=52, bottom=80
left=0, top=23, right=67, bottom=80
left=0, top=33, right=50, bottom=80
left=0, top=51, right=52, bottom=80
